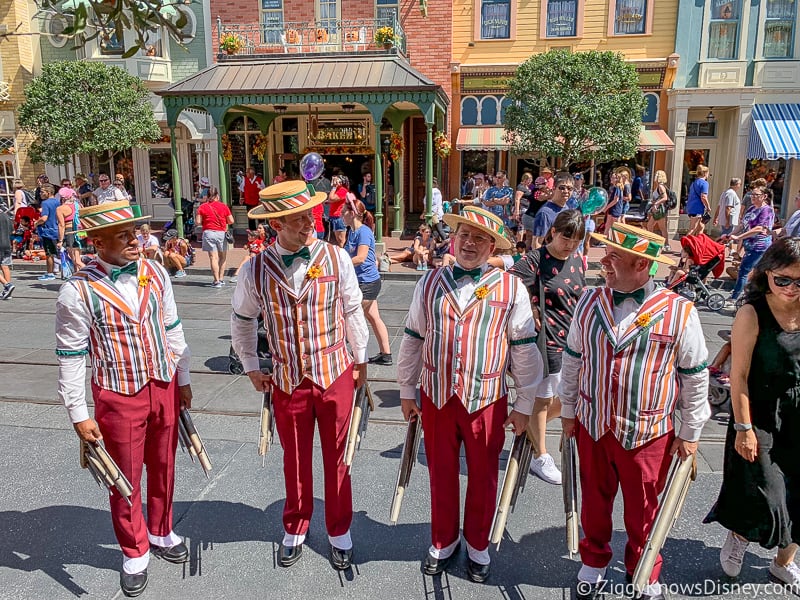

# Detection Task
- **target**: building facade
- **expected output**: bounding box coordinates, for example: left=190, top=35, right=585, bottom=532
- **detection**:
left=671, top=0, right=800, bottom=220
left=36, top=0, right=215, bottom=222
left=449, top=0, right=680, bottom=200
left=0, top=0, right=40, bottom=207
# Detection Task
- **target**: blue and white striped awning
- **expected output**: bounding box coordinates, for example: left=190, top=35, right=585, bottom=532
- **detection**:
left=748, top=104, right=800, bottom=160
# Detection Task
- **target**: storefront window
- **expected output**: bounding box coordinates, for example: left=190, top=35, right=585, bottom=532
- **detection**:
left=763, top=0, right=796, bottom=58
left=100, top=31, right=125, bottom=55
left=462, top=151, right=498, bottom=179
left=149, top=148, right=173, bottom=199
left=613, top=0, right=647, bottom=35
left=480, top=0, right=511, bottom=39
left=461, top=97, right=479, bottom=126
left=227, top=116, right=273, bottom=200
left=746, top=158, right=786, bottom=212
left=0, top=139, right=16, bottom=209
left=261, top=0, right=284, bottom=44
left=115, top=149, right=136, bottom=202
left=545, top=0, right=578, bottom=37
left=708, top=0, right=740, bottom=59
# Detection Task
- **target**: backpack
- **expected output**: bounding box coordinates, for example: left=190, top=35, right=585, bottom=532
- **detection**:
left=666, top=187, right=678, bottom=211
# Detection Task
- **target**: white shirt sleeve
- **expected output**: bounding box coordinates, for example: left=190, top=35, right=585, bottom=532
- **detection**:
left=674, top=306, right=711, bottom=442
left=333, top=246, right=369, bottom=364
left=230, top=259, right=263, bottom=375
left=507, top=281, right=544, bottom=415
left=55, top=281, right=92, bottom=423
left=558, top=312, right=584, bottom=419
left=158, top=265, right=191, bottom=386
left=397, top=277, right=427, bottom=400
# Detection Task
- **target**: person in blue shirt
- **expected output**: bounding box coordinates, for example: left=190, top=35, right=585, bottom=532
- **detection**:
left=33, top=184, right=60, bottom=280
left=482, top=171, right=513, bottom=227
left=531, top=172, right=574, bottom=249
left=342, top=197, right=393, bottom=366
left=686, top=164, right=711, bottom=236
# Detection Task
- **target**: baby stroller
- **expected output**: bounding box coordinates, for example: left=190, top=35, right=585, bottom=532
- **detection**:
left=229, top=315, right=272, bottom=375
left=666, top=234, right=727, bottom=312
left=164, top=197, right=196, bottom=241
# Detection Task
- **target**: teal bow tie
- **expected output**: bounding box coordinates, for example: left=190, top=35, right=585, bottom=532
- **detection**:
left=612, top=288, right=646, bottom=306
left=452, top=266, right=482, bottom=282
left=282, top=246, right=311, bottom=268
left=109, top=262, right=138, bottom=283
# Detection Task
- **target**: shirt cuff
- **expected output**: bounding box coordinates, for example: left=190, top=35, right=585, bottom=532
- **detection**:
left=399, top=385, right=418, bottom=400
left=512, top=394, right=534, bottom=416
left=678, top=422, right=703, bottom=443
left=177, top=369, right=191, bottom=387
left=352, top=348, right=368, bottom=364
left=242, top=357, right=261, bottom=374
left=68, top=404, right=91, bottom=424
left=560, top=401, right=577, bottom=419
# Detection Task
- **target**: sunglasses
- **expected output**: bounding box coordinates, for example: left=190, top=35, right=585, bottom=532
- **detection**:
left=771, top=274, right=800, bottom=288
left=558, top=185, right=574, bottom=191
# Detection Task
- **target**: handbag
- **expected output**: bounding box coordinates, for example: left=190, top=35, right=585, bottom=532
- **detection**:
left=225, top=228, right=234, bottom=244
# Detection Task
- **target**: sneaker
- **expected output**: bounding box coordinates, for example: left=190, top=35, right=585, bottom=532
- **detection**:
left=38, top=273, right=56, bottom=281
left=368, top=352, right=393, bottom=366
left=769, top=558, right=800, bottom=592
left=720, top=530, right=749, bottom=577
left=229, top=276, right=238, bottom=283
left=530, top=453, right=562, bottom=485
left=211, top=281, right=222, bottom=288
left=0, top=284, right=13, bottom=300
left=219, top=279, right=226, bottom=286
left=174, top=270, right=187, bottom=278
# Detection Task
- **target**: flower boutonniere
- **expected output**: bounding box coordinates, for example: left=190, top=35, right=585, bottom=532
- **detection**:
left=634, top=312, right=652, bottom=328
left=138, top=275, right=151, bottom=288
left=474, top=285, right=490, bottom=300
left=306, top=265, right=323, bottom=280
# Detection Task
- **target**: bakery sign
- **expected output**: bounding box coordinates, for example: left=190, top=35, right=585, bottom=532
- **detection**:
left=308, top=121, right=369, bottom=146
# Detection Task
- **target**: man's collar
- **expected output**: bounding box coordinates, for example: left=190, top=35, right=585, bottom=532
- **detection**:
left=274, top=240, right=315, bottom=256
left=96, top=256, right=137, bottom=273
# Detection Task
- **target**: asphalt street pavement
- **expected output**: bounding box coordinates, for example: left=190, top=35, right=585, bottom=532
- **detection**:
left=0, top=269, right=792, bottom=600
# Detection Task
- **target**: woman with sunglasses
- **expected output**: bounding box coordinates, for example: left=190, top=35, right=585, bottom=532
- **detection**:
left=342, top=198, right=393, bottom=366
left=726, top=186, right=775, bottom=305
left=704, top=237, right=800, bottom=588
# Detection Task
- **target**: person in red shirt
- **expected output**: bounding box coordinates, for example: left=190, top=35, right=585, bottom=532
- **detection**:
left=196, top=187, right=234, bottom=287
left=239, top=167, right=265, bottom=230
left=327, top=175, right=349, bottom=247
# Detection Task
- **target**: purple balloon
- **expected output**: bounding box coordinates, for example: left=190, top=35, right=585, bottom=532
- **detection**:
left=300, top=152, right=324, bottom=182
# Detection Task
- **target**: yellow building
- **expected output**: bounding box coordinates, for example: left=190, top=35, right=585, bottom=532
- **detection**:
left=448, top=0, right=680, bottom=196
left=0, top=0, right=41, bottom=207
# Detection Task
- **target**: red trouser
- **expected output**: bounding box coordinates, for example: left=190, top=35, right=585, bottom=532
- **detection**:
left=576, top=422, right=674, bottom=582
left=93, top=378, right=179, bottom=559
left=421, top=392, right=507, bottom=552
left=272, top=367, right=354, bottom=538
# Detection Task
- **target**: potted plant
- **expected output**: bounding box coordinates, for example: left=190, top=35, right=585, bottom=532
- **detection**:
left=220, top=34, right=243, bottom=55
left=374, top=26, right=396, bottom=49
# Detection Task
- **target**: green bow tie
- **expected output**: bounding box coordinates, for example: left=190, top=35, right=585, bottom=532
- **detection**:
left=281, top=246, right=311, bottom=268
left=612, top=288, right=646, bottom=306
left=452, top=266, right=482, bottom=282
left=109, top=262, right=138, bottom=283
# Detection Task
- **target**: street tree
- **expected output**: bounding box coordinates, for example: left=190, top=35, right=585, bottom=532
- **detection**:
left=503, top=50, right=646, bottom=169
left=15, top=1, right=188, bottom=57
left=17, top=61, right=161, bottom=166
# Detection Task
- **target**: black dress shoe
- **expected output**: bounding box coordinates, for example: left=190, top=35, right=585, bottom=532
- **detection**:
left=329, top=544, right=353, bottom=570
left=120, top=569, right=148, bottom=597
left=151, top=541, right=189, bottom=564
left=466, top=558, right=490, bottom=583
left=422, top=542, right=461, bottom=576
left=278, top=543, right=303, bottom=567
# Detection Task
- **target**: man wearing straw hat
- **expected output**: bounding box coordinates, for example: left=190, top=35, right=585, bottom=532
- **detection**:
left=55, top=200, right=193, bottom=597
left=231, top=180, right=369, bottom=571
left=397, top=206, right=544, bottom=583
left=559, top=222, right=709, bottom=600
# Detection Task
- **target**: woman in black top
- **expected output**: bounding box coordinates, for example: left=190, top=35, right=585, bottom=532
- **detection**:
left=704, top=238, right=800, bottom=586
left=509, top=209, right=586, bottom=485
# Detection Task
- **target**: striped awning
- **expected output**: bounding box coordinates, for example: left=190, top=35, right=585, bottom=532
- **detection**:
left=456, top=127, right=511, bottom=151
left=748, top=104, right=800, bottom=160
left=638, top=126, right=674, bottom=152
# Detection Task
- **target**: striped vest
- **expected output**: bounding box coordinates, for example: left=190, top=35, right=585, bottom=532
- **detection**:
left=569, top=286, right=695, bottom=449
left=415, top=267, right=521, bottom=413
left=71, top=259, right=176, bottom=395
left=253, top=241, right=351, bottom=395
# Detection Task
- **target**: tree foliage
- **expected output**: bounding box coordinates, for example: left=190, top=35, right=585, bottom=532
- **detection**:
left=17, top=61, right=161, bottom=165
left=504, top=50, right=646, bottom=168
left=33, top=0, right=188, bottom=57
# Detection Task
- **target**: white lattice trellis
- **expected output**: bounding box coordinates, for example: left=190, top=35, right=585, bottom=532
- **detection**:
left=0, top=81, right=9, bottom=103
left=0, top=138, right=15, bottom=154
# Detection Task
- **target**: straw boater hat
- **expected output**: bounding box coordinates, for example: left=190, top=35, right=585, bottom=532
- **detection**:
left=248, top=180, right=328, bottom=220
left=78, top=200, right=150, bottom=233
left=590, top=222, right=675, bottom=265
left=443, top=205, right=513, bottom=250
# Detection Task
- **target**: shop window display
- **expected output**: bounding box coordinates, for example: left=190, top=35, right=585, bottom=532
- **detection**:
left=708, top=0, right=741, bottom=59
left=763, top=0, right=796, bottom=58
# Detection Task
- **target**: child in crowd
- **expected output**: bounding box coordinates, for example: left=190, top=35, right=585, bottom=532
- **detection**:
left=231, top=228, right=267, bottom=282
left=161, top=229, right=193, bottom=278
left=12, top=216, right=33, bottom=257
left=136, top=224, right=160, bottom=260
left=513, top=241, right=527, bottom=263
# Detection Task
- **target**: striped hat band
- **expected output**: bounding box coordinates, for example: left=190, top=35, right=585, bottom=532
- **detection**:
left=259, top=185, right=316, bottom=214
left=459, top=206, right=506, bottom=236
left=607, top=225, right=664, bottom=259
left=79, top=202, right=146, bottom=231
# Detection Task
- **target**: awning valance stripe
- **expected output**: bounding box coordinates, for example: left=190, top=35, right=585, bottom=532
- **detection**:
left=638, top=126, right=674, bottom=152
left=455, top=127, right=510, bottom=151
left=748, top=104, right=800, bottom=160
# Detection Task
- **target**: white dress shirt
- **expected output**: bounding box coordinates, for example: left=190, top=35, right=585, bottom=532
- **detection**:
left=397, top=263, right=543, bottom=415
left=558, top=279, right=710, bottom=442
left=56, top=257, right=191, bottom=423
left=230, top=240, right=369, bottom=374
